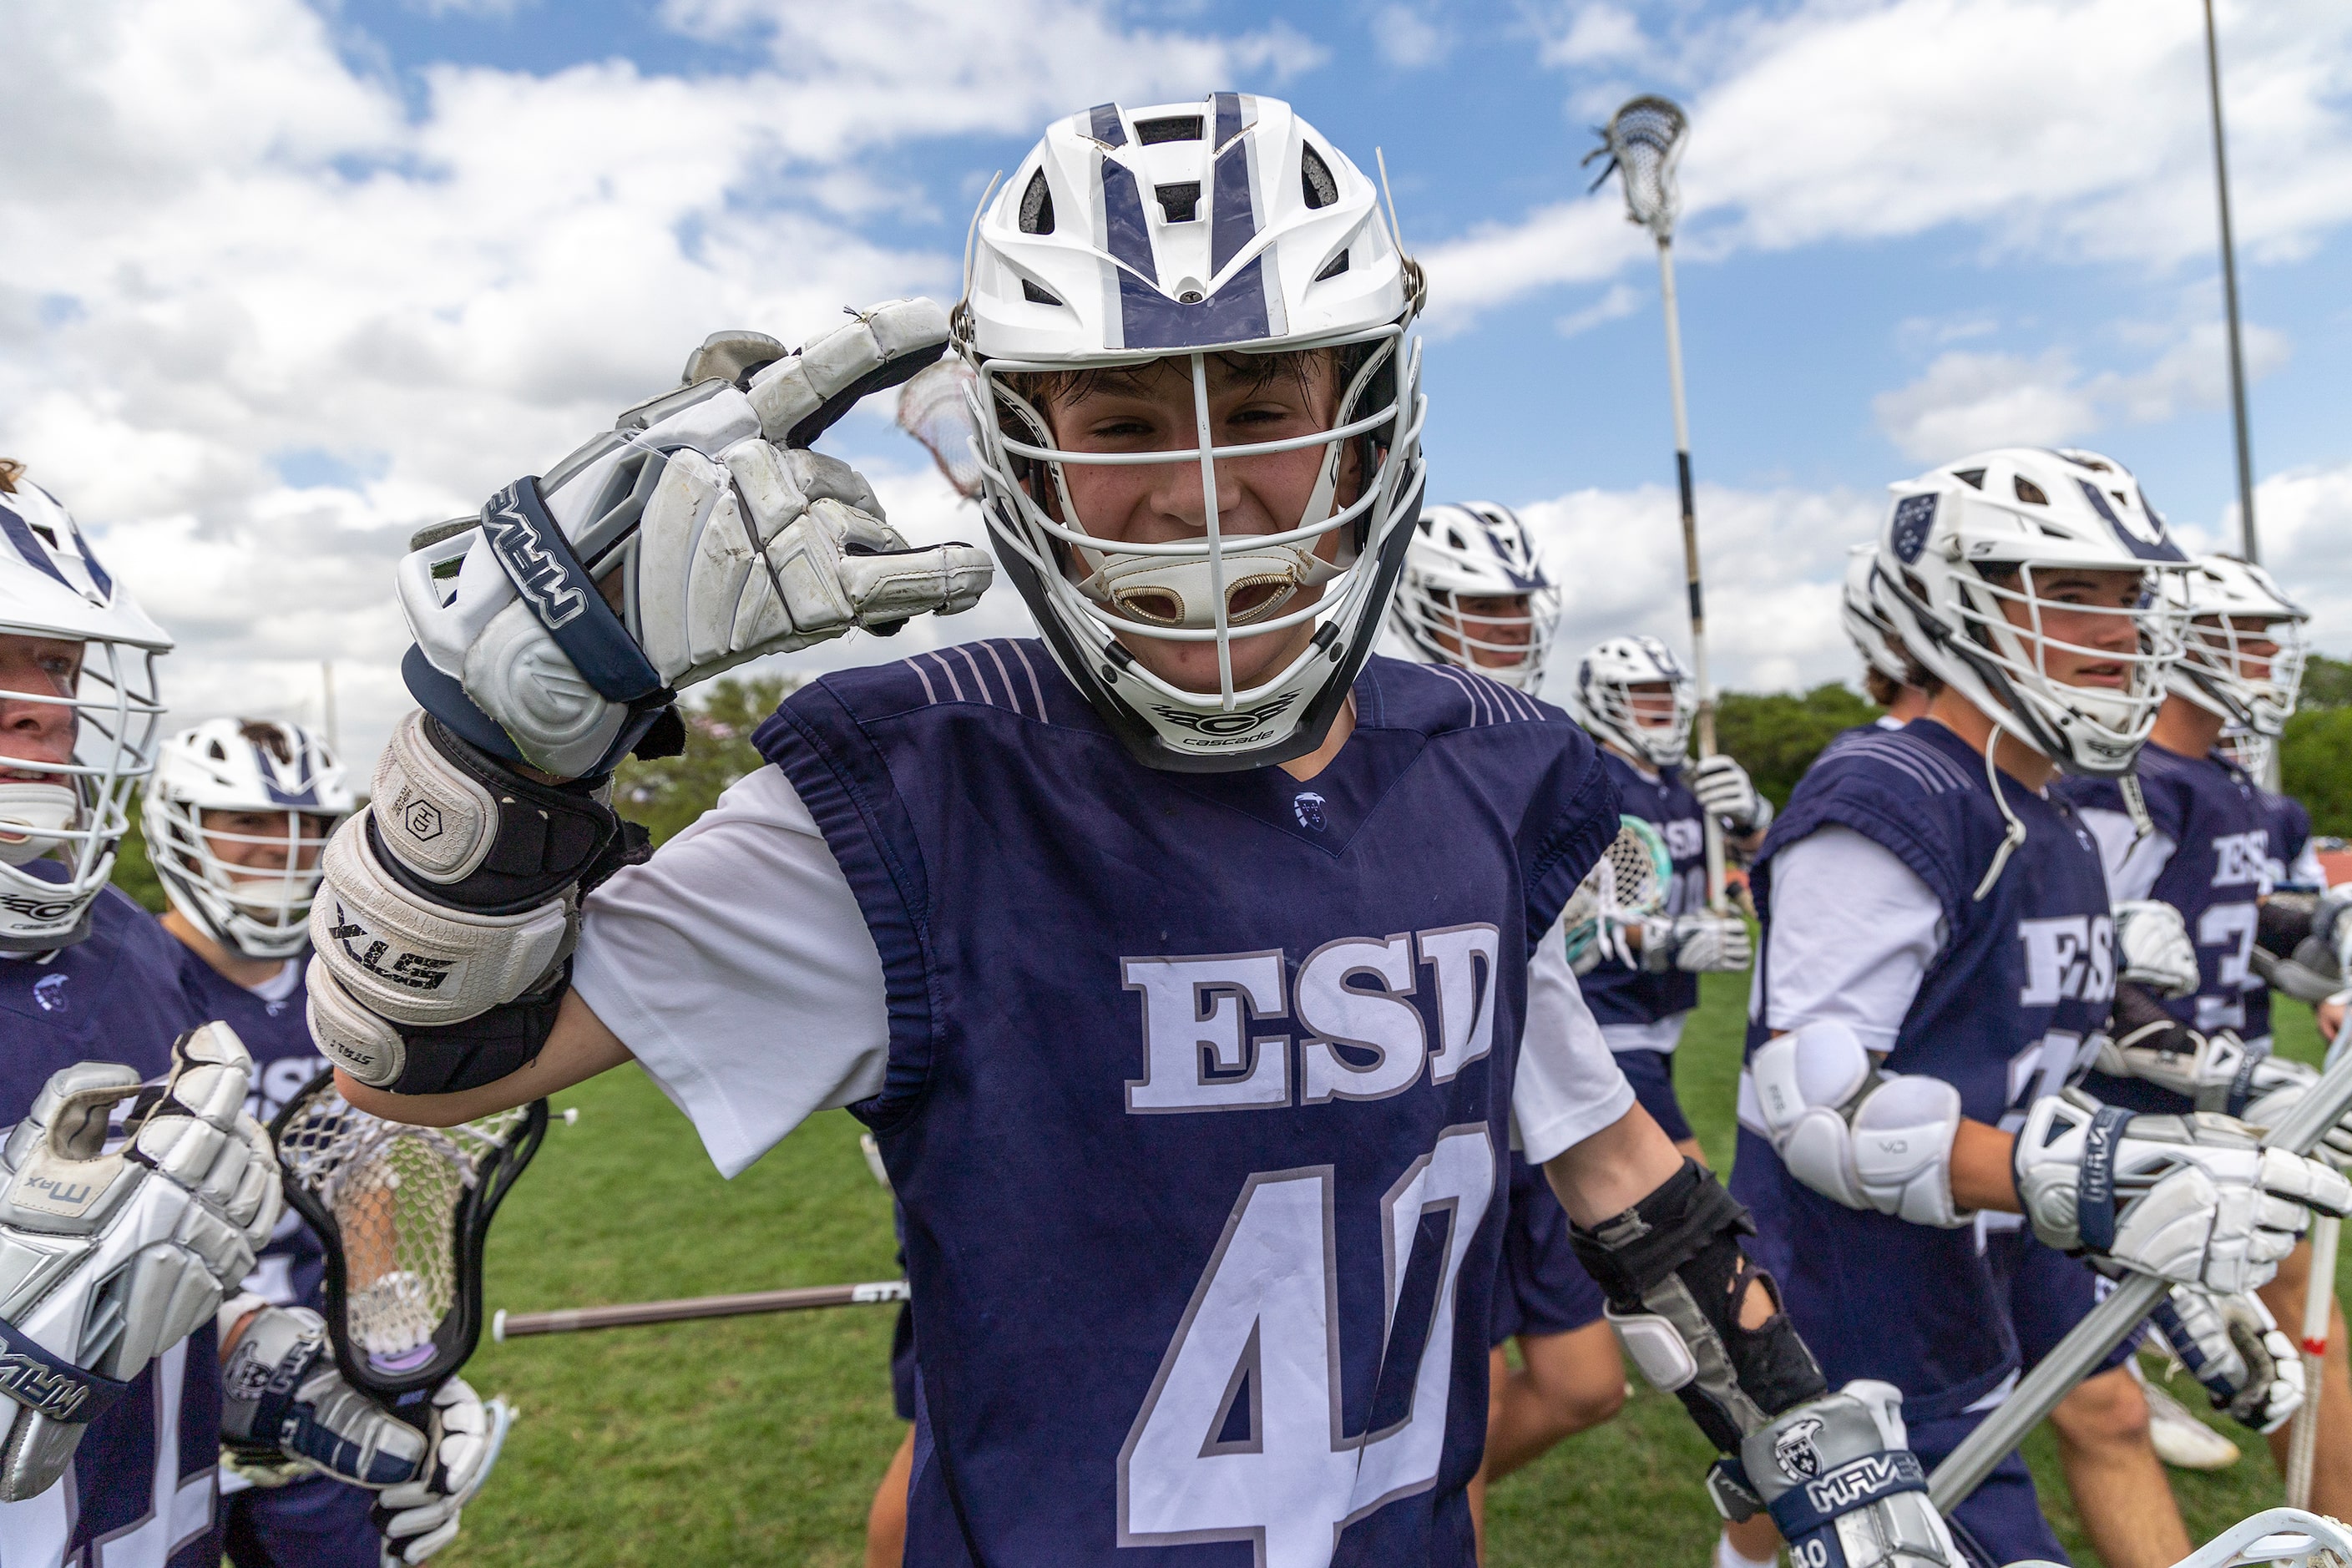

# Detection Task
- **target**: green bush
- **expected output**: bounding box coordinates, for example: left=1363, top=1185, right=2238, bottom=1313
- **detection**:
left=2303, top=652, right=2352, bottom=711
left=2282, top=705, right=2352, bottom=837
left=614, top=674, right=804, bottom=847
left=1711, top=683, right=1879, bottom=808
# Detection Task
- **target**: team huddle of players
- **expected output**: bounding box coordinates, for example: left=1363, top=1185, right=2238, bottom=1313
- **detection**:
left=3, top=88, right=2351, bottom=1568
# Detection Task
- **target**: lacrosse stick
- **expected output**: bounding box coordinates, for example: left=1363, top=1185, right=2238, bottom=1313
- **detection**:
left=493, top=1279, right=909, bottom=1340
left=2011, top=1508, right=2352, bottom=1568
left=895, top=355, right=984, bottom=502
left=2287, top=1030, right=2349, bottom=1508
left=271, top=1070, right=547, bottom=1414
left=1560, top=815, right=1674, bottom=971
left=1929, top=1040, right=2352, bottom=1511
left=1584, top=97, right=1727, bottom=913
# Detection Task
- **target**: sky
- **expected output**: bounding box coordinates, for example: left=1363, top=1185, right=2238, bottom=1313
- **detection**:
left=5, top=0, right=2350, bottom=770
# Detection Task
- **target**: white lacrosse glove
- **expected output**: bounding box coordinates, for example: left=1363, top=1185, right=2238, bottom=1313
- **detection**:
left=1641, top=911, right=1753, bottom=974
left=0, top=1023, right=281, bottom=1500
left=220, top=1303, right=429, bottom=1487
left=2149, top=1285, right=2304, bottom=1434
left=2014, top=1088, right=2352, bottom=1294
left=2239, top=1056, right=2352, bottom=1171
left=1728, top=1381, right=1959, bottom=1568
left=2116, top=899, right=2200, bottom=999
left=397, top=300, right=993, bottom=779
left=373, top=1379, right=513, bottom=1565
left=2253, top=886, right=2352, bottom=1004
left=1689, top=755, right=1771, bottom=836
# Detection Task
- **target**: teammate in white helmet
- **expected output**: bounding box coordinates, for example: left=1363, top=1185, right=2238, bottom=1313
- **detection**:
left=2054, top=551, right=2352, bottom=1515
left=0, top=468, right=485, bottom=1568
left=1727, top=450, right=2349, bottom=1568
left=311, top=97, right=1959, bottom=1567
left=1384, top=501, right=1559, bottom=691
left=1567, top=634, right=1765, bottom=1161
left=1843, top=544, right=1930, bottom=728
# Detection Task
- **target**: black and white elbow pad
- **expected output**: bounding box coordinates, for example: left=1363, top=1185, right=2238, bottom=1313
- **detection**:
left=1568, top=1159, right=1828, bottom=1455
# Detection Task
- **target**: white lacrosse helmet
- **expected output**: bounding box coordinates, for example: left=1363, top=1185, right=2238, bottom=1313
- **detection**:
left=1874, top=448, right=2187, bottom=776
left=2167, top=554, right=2307, bottom=738
left=961, top=93, right=1427, bottom=771
left=1385, top=502, right=1559, bottom=691
left=0, top=473, right=170, bottom=951
left=2217, top=723, right=2272, bottom=781
left=1571, top=635, right=1695, bottom=771
left=1842, top=544, right=1912, bottom=688
left=144, top=718, right=355, bottom=959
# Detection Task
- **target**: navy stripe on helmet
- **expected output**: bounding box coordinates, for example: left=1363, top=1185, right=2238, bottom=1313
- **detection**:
left=0, top=503, right=73, bottom=590
left=250, top=738, right=322, bottom=807
left=1100, top=128, right=1272, bottom=350
left=1088, top=103, right=1126, bottom=148
left=2074, top=479, right=2186, bottom=564
left=1208, top=94, right=1257, bottom=278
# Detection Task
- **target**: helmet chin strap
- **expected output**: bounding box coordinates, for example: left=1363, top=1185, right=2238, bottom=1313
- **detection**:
left=0, top=782, right=78, bottom=867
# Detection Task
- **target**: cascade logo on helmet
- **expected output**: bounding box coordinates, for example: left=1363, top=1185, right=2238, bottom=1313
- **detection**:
left=1147, top=692, right=1298, bottom=736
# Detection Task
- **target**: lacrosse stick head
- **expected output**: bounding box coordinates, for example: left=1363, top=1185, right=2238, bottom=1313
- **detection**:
left=895, top=356, right=985, bottom=501
left=272, top=1070, right=547, bottom=1409
left=1560, top=814, right=1673, bottom=969
left=1590, top=95, right=1689, bottom=239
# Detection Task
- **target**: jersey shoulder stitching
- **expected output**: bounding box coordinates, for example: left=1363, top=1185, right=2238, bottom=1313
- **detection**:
left=1809, top=729, right=1976, bottom=799
left=1404, top=660, right=1553, bottom=729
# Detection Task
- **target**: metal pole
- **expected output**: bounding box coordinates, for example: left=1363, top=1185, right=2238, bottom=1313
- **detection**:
left=2203, top=0, right=2258, bottom=564
left=321, top=660, right=337, bottom=751
left=1655, top=236, right=1727, bottom=912
left=493, top=1278, right=909, bottom=1341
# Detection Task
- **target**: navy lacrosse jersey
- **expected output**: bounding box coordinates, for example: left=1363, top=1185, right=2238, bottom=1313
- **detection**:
left=2261, top=789, right=2315, bottom=891
left=755, top=643, right=1616, bottom=1567
left=2061, top=743, right=2268, bottom=1087
left=1732, top=721, right=2115, bottom=1420
left=1576, top=751, right=1706, bottom=1028
left=176, top=954, right=331, bottom=1312
left=0, top=882, right=220, bottom=1566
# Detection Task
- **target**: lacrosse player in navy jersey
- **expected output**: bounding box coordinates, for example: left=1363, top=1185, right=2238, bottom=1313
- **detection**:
left=1729, top=449, right=2352, bottom=1568
left=2055, top=551, right=2352, bottom=1516
left=1843, top=544, right=1930, bottom=731
left=1563, top=635, right=1764, bottom=1163
left=0, top=471, right=483, bottom=1568
left=308, top=97, right=1965, bottom=1568
left=1383, top=507, right=1628, bottom=1556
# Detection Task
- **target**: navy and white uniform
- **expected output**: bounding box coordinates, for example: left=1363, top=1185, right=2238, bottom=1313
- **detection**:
left=2061, top=742, right=2271, bottom=1077
left=1731, top=721, right=2117, bottom=1568
left=176, top=952, right=380, bottom=1568
left=1577, top=750, right=1708, bottom=1143
left=1488, top=1154, right=1605, bottom=1348
left=0, top=883, right=220, bottom=1568
left=2245, top=787, right=2321, bottom=1046
left=569, top=645, right=1635, bottom=1567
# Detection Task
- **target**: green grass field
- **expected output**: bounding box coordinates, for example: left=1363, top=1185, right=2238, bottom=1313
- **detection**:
left=443, top=978, right=2344, bottom=1566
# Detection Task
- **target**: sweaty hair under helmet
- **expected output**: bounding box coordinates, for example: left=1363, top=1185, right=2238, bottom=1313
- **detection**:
left=1386, top=502, right=1560, bottom=692
left=959, top=93, right=1427, bottom=771
left=145, top=718, right=357, bottom=960
left=0, top=470, right=169, bottom=952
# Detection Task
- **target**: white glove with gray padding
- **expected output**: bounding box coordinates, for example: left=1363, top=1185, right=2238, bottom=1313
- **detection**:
left=2014, top=1087, right=2352, bottom=1294
left=373, top=1378, right=513, bottom=1565
left=0, top=1024, right=281, bottom=1500
left=2115, top=898, right=2200, bottom=999
left=1735, top=1381, right=1960, bottom=1568
left=1689, top=754, right=1771, bottom=837
left=397, top=300, right=993, bottom=779
left=2148, top=1285, right=2304, bottom=1434
left=2238, top=1056, right=2352, bottom=1171
left=1643, top=911, right=1752, bottom=974
left=1748, top=1020, right=1970, bottom=1228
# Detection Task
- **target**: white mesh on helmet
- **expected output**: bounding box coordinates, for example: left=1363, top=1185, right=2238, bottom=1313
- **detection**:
left=2167, top=554, right=2307, bottom=737
left=961, top=94, right=1427, bottom=771
left=0, top=476, right=169, bottom=951
left=1386, top=502, right=1560, bottom=692
left=1571, top=635, right=1696, bottom=771
left=144, top=718, right=355, bottom=960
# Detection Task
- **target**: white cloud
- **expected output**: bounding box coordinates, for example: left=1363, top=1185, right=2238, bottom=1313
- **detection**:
left=1371, top=6, right=1454, bottom=70
left=1539, top=5, right=1651, bottom=68
left=1555, top=281, right=1643, bottom=338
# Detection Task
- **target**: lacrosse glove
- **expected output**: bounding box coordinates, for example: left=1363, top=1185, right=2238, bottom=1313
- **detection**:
left=2149, top=1285, right=2304, bottom=1434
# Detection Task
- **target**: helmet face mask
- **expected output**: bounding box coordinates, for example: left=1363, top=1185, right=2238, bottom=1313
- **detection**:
left=963, top=94, right=1427, bottom=771
left=145, top=719, right=354, bottom=960
left=1874, top=448, right=2187, bottom=776
left=1388, top=502, right=1559, bottom=691
left=1572, top=635, right=1696, bottom=771
left=0, top=479, right=169, bottom=951
left=2167, top=555, right=2307, bottom=737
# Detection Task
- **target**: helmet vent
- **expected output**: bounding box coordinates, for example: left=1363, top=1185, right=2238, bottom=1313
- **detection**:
left=26, top=521, right=57, bottom=548
left=207, top=740, right=228, bottom=761
left=1136, top=115, right=1203, bottom=144
left=1021, top=279, right=1064, bottom=306
left=1301, top=144, right=1338, bottom=209
left=2013, top=476, right=2049, bottom=505
left=1019, top=169, right=1055, bottom=235
left=1952, top=468, right=1986, bottom=490
left=1155, top=182, right=1201, bottom=224
left=1313, top=250, right=1349, bottom=281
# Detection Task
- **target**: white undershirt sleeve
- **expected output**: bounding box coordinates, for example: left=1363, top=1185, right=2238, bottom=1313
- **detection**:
left=1759, top=825, right=1945, bottom=1052
left=1513, top=926, right=1638, bottom=1166
left=572, top=766, right=891, bottom=1180
left=2076, top=807, right=2176, bottom=903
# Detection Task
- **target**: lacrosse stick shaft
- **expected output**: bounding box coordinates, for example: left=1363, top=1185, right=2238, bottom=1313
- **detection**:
left=2287, top=1214, right=2338, bottom=1507
left=1929, top=1044, right=2352, bottom=1513
left=1653, top=237, right=1726, bottom=912
left=493, top=1280, right=909, bottom=1340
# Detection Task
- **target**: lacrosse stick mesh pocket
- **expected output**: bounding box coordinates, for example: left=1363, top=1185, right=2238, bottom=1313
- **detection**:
left=894, top=357, right=985, bottom=501
left=272, top=1071, right=547, bottom=1404
left=1560, top=814, right=1674, bottom=969
left=1591, top=96, right=1689, bottom=234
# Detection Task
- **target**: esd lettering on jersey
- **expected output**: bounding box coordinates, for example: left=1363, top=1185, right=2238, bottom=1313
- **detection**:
left=2210, top=831, right=2269, bottom=889
left=2016, top=915, right=2115, bottom=1009
left=1123, top=924, right=1500, bottom=1114
left=1662, top=817, right=1705, bottom=861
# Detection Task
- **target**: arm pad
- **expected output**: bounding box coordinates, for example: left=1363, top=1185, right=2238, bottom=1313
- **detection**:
left=1748, top=1021, right=1967, bottom=1227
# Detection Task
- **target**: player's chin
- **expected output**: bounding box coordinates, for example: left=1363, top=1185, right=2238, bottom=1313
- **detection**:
left=1116, top=624, right=1316, bottom=696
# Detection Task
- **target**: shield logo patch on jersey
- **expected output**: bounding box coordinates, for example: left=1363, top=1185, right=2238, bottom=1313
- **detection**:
left=1292, top=792, right=1327, bottom=832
